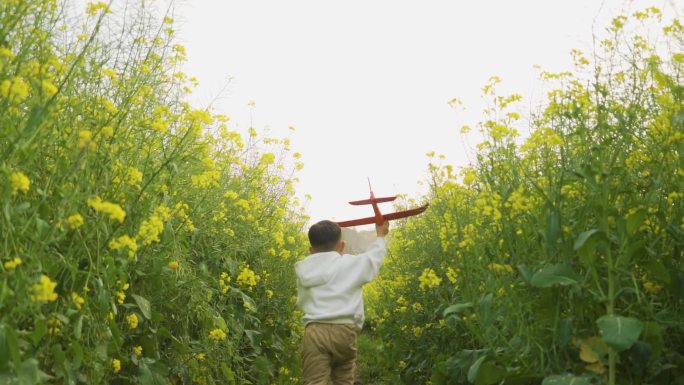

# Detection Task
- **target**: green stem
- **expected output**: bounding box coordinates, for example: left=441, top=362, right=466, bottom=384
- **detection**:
left=607, top=247, right=616, bottom=385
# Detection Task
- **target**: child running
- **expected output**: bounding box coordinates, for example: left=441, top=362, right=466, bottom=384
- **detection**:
left=295, top=219, right=390, bottom=385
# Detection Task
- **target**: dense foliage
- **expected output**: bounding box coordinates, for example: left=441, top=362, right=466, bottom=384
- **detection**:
left=0, top=1, right=306, bottom=384
left=366, top=9, right=684, bottom=385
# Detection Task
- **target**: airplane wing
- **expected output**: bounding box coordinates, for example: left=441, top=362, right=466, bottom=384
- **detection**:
left=382, top=204, right=429, bottom=221
left=349, top=196, right=397, bottom=205
left=336, top=204, right=429, bottom=227
left=336, top=216, right=379, bottom=227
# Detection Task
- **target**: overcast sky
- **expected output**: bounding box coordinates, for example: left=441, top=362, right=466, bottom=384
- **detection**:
left=173, top=0, right=678, bottom=229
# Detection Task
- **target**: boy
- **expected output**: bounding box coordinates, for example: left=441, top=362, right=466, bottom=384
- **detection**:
left=295, top=219, right=390, bottom=385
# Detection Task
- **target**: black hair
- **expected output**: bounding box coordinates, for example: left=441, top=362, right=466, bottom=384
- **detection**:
left=308, top=220, right=342, bottom=251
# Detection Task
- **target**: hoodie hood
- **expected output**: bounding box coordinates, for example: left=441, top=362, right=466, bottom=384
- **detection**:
left=295, top=251, right=341, bottom=288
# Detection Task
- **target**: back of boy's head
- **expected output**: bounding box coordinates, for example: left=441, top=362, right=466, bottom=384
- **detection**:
left=308, top=220, right=342, bottom=252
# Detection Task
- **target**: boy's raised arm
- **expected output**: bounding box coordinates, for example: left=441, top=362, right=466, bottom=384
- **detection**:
left=354, top=221, right=390, bottom=285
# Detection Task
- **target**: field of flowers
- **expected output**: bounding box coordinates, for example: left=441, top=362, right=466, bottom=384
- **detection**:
left=2, top=1, right=683, bottom=385
left=1, top=1, right=307, bottom=384
left=364, top=8, right=684, bottom=385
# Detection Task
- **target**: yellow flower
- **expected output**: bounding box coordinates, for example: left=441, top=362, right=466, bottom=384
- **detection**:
left=3, top=257, right=22, bottom=270
left=47, top=318, right=62, bottom=334
left=137, top=216, right=164, bottom=245
left=195, top=353, right=206, bottom=361
left=102, top=68, right=117, bottom=79
left=191, top=170, right=220, bottom=188
left=643, top=280, right=663, bottom=295
left=71, top=292, right=85, bottom=309
left=109, top=235, right=137, bottom=257
left=87, top=197, right=126, bottom=223
left=78, top=130, right=93, bottom=149
left=116, top=291, right=126, bottom=304
left=265, top=289, right=273, bottom=299
left=111, top=358, right=121, bottom=373
left=41, top=80, right=58, bottom=96
left=133, top=346, right=143, bottom=356
left=488, top=263, right=513, bottom=274
left=236, top=266, right=260, bottom=288
left=126, top=313, right=138, bottom=329
left=86, top=2, right=111, bottom=16
left=219, top=272, right=231, bottom=293
left=30, top=275, right=58, bottom=303
left=446, top=267, right=459, bottom=284
left=9, top=172, right=30, bottom=195
left=125, top=167, right=143, bottom=188
left=67, top=214, right=84, bottom=230
left=0, top=77, right=30, bottom=103
left=418, top=268, right=442, bottom=290
left=208, top=328, right=226, bottom=341
left=167, top=261, right=179, bottom=269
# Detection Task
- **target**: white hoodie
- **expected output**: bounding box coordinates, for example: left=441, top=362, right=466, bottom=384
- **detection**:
left=295, top=237, right=387, bottom=329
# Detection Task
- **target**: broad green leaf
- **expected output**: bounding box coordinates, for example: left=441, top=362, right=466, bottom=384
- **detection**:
left=629, top=341, right=651, bottom=374
left=0, top=323, right=20, bottom=369
left=69, top=342, right=84, bottom=369
left=467, top=356, right=506, bottom=385
left=516, top=265, right=532, bottom=284
left=138, top=359, right=168, bottom=385
left=573, top=229, right=603, bottom=250
left=30, top=318, right=47, bottom=346
left=443, top=303, right=473, bottom=317
left=132, top=294, right=152, bottom=320
left=530, top=264, right=582, bottom=288
left=644, top=259, right=670, bottom=284
left=542, top=374, right=590, bottom=385
left=221, top=363, right=237, bottom=385
left=557, top=317, right=573, bottom=347
left=546, top=209, right=560, bottom=249
left=596, top=315, right=643, bottom=351
left=73, top=315, right=83, bottom=339
left=17, top=358, right=52, bottom=385
left=640, top=321, right=664, bottom=362
left=626, top=208, right=647, bottom=236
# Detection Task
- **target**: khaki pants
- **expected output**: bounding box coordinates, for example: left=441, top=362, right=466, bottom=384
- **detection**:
left=302, top=322, right=359, bottom=385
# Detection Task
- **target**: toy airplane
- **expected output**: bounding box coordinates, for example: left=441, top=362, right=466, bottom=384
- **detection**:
left=336, top=179, right=429, bottom=227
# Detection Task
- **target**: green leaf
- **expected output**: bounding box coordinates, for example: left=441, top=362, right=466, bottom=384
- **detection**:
left=530, top=264, right=582, bottom=288
left=640, top=321, right=664, bottom=362
left=443, top=303, right=473, bottom=317
left=574, top=229, right=603, bottom=249
left=0, top=323, right=21, bottom=369
left=542, top=374, right=590, bottom=385
left=69, top=342, right=84, bottom=369
left=30, top=318, right=47, bottom=346
left=73, top=315, right=83, bottom=339
left=221, top=363, right=237, bottom=385
left=626, top=208, right=647, bottom=236
left=644, top=259, right=670, bottom=284
left=546, top=209, right=560, bottom=249
left=132, top=294, right=152, bottom=320
left=596, top=315, right=643, bottom=351
left=17, top=358, right=52, bottom=385
left=138, top=359, right=168, bottom=385
left=557, top=317, right=573, bottom=347
left=467, top=356, right=506, bottom=385
left=516, top=265, right=532, bottom=284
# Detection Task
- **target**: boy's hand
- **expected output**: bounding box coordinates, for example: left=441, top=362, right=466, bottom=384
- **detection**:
left=376, top=220, right=390, bottom=237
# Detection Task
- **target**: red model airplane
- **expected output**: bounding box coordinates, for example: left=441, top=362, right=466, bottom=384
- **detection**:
left=336, top=179, right=429, bottom=227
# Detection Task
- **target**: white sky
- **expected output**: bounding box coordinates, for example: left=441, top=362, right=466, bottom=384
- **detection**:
left=174, top=0, right=678, bottom=229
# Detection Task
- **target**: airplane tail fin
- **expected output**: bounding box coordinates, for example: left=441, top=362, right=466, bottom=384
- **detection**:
left=349, top=196, right=397, bottom=205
